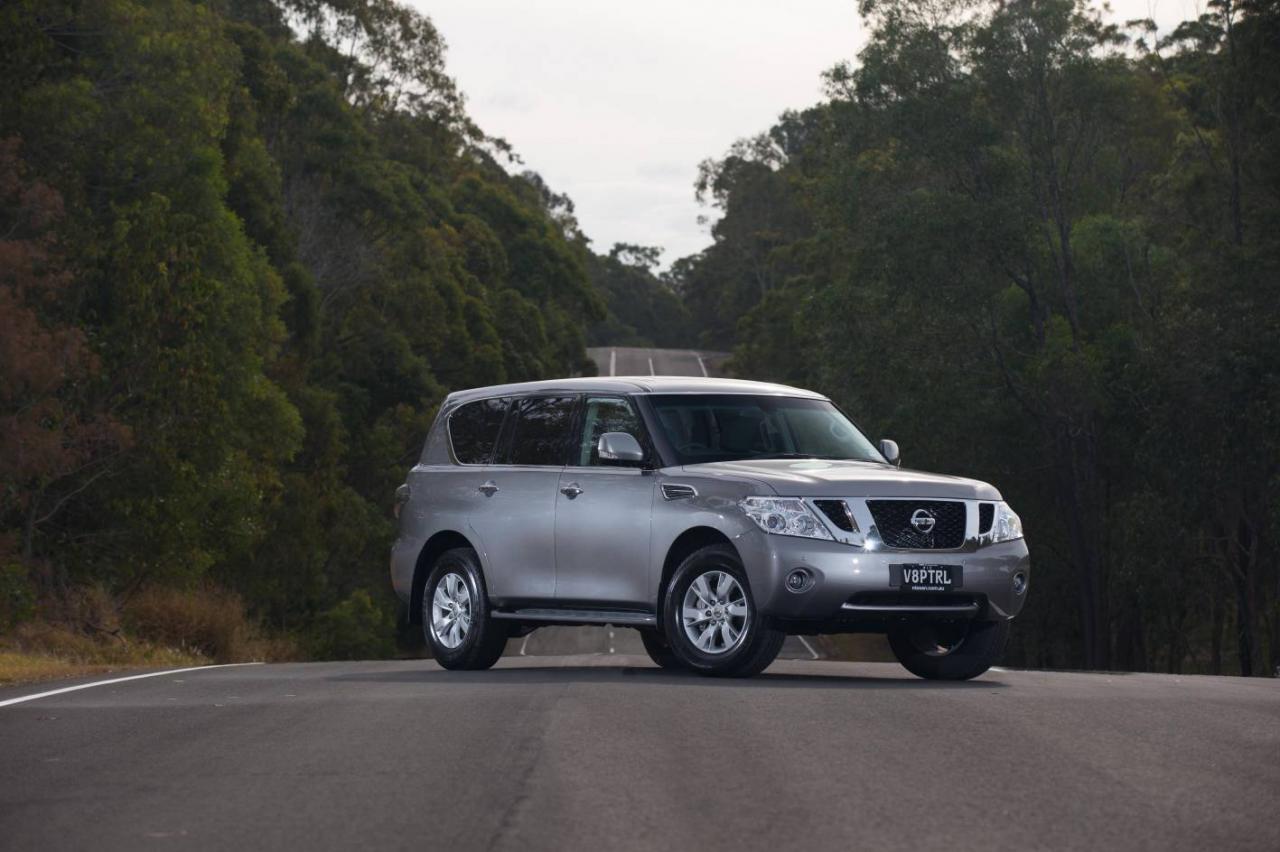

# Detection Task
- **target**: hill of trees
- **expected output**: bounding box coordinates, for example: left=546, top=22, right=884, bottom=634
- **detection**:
left=3, top=0, right=1276, bottom=676
left=676, top=0, right=1279, bottom=675
left=1, top=0, right=609, bottom=655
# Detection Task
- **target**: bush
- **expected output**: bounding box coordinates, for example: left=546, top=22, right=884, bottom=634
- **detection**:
left=307, top=590, right=395, bottom=660
left=123, top=585, right=254, bottom=662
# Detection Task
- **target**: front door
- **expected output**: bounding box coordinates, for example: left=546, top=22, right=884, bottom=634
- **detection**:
left=554, top=395, right=656, bottom=607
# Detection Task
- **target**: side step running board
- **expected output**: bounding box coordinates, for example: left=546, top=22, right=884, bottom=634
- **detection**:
left=491, top=608, right=657, bottom=627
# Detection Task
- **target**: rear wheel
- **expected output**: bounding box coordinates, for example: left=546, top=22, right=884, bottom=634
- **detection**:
left=639, top=628, right=683, bottom=670
left=662, top=544, right=784, bottom=677
left=423, top=547, right=508, bottom=670
left=888, top=619, right=1009, bottom=680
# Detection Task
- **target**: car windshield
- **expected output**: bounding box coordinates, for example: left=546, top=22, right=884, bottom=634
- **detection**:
left=648, top=394, right=885, bottom=465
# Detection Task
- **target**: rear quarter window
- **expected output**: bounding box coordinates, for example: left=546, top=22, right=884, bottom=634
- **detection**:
left=448, top=398, right=509, bottom=464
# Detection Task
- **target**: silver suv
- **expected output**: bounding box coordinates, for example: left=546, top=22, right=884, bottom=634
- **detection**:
left=391, top=377, right=1029, bottom=679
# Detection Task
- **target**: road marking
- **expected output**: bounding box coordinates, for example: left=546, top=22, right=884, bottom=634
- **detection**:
left=0, top=663, right=263, bottom=709
left=797, top=636, right=821, bottom=660
left=647, top=356, right=655, bottom=376
left=696, top=353, right=709, bottom=377
left=609, top=348, right=616, bottom=377
left=520, top=632, right=532, bottom=656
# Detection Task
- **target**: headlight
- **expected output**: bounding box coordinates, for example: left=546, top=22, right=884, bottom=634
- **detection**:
left=739, top=497, right=833, bottom=540
left=991, top=501, right=1023, bottom=543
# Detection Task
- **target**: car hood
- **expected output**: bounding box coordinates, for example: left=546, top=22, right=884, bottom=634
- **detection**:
left=680, top=459, right=1001, bottom=500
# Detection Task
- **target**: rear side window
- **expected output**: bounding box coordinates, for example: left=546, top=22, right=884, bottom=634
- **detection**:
left=507, top=396, right=577, bottom=466
left=448, top=398, right=509, bottom=464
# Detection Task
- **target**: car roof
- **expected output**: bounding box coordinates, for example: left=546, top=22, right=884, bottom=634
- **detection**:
left=443, top=375, right=827, bottom=405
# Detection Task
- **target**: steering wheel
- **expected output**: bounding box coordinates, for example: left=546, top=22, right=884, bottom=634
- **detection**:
left=677, top=441, right=711, bottom=454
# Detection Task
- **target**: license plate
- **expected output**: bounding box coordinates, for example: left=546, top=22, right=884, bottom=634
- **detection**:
left=892, top=564, right=962, bottom=591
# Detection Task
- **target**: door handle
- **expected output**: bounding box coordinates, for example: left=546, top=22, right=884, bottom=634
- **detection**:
left=560, top=483, right=583, bottom=499
left=479, top=481, right=499, bottom=496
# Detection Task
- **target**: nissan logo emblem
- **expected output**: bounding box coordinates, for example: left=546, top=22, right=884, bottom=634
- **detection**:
left=910, top=508, right=936, bottom=534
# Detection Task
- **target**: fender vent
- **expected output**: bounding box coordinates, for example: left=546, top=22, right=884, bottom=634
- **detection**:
left=661, top=483, right=697, bottom=501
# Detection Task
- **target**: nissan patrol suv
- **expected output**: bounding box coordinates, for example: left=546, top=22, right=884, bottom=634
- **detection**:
left=391, top=377, right=1029, bottom=679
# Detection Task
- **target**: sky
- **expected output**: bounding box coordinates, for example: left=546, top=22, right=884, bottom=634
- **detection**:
left=417, top=0, right=1205, bottom=268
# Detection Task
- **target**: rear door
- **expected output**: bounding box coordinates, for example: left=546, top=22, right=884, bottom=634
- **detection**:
left=553, top=395, right=656, bottom=607
left=466, top=395, right=576, bottom=604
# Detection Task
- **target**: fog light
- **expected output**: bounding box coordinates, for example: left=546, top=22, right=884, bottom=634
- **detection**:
left=1012, top=572, right=1028, bottom=595
left=786, top=568, right=813, bottom=593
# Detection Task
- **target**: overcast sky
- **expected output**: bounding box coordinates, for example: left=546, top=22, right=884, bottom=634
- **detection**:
left=417, top=0, right=1204, bottom=267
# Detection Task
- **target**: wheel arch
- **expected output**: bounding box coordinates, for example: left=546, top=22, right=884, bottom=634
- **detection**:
left=409, top=530, right=479, bottom=625
left=656, top=526, right=740, bottom=628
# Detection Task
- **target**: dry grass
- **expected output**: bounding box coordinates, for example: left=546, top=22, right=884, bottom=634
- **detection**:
left=0, top=585, right=298, bottom=687
left=0, top=621, right=204, bottom=687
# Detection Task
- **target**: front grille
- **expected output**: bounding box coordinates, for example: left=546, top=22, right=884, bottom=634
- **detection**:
left=866, top=499, right=966, bottom=549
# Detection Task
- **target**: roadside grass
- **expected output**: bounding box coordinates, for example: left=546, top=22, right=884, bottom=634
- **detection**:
left=0, top=585, right=299, bottom=687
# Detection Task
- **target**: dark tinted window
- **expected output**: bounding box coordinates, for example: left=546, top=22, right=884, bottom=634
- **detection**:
left=577, top=396, right=645, bottom=465
left=508, top=396, right=576, bottom=466
left=649, top=394, right=883, bottom=465
left=448, top=398, right=509, bottom=464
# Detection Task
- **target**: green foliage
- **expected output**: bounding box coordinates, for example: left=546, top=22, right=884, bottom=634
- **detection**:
left=680, top=0, right=1280, bottom=674
left=307, top=589, right=395, bottom=660
left=587, top=244, right=695, bottom=348
left=0, top=0, right=602, bottom=657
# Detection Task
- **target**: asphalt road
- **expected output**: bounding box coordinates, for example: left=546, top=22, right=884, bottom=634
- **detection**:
left=1, top=658, right=1277, bottom=851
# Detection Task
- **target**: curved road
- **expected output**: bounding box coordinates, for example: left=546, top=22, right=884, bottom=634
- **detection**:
left=1, top=658, right=1277, bottom=850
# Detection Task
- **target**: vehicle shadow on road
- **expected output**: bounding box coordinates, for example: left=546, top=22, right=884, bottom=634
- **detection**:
left=327, top=664, right=1008, bottom=690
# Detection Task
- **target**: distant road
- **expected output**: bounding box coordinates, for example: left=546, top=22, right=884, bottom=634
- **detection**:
left=585, top=345, right=729, bottom=379
left=521, top=346, right=821, bottom=662
left=1, top=659, right=1276, bottom=851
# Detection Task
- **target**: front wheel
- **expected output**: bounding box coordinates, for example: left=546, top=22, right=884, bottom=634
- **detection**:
left=662, top=544, right=784, bottom=677
left=422, top=547, right=508, bottom=670
left=888, top=619, right=1010, bottom=680
left=639, top=628, right=684, bottom=671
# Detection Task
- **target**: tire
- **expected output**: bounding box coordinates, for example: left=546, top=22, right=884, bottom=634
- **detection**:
left=639, top=628, right=684, bottom=671
left=661, top=543, right=784, bottom=677
left=422, top=547, right=508, bottom=670
left=888, top=618, right=1010, bottom=681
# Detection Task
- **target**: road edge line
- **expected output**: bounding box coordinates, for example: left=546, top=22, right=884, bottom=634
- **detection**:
left=0, top=662, right=264, bottom=709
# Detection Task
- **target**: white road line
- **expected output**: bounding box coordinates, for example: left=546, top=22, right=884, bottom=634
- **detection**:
left=609, top=348, right=616, bottom=377
left=0, top=662, right=263, bottom=709
left=797, top=636, right=821, bottom=661
left=520, top=632, right=532, bottom=656
left=647, top=356, right=655, bottom=376
left=696, top=354, right=709, bottom=377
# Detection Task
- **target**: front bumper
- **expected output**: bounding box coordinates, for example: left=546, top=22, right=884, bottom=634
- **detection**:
left=735, top=530, right=1030, bottom=629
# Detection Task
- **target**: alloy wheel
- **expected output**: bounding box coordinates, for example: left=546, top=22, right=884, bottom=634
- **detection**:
left=430, top=571, right=472, bottom=649
left=681, top=570, right=749, bottom=655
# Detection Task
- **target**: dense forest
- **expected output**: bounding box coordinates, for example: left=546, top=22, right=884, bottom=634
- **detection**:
left=677, top=0, right=1279, bottom=675
left=0, top=0, right=619, bottom=657
left=1, top=0, right=1276, bottom=675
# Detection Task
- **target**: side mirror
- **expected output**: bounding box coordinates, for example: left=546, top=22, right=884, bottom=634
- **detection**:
left=598, top=432, right=645, bottom=464
left=878, top=439, right=900, bottom=467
